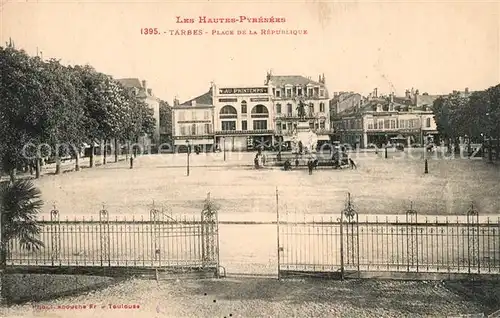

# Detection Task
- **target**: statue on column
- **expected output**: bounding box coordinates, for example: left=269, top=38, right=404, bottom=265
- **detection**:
left=296, top=99, right=306, bottom=120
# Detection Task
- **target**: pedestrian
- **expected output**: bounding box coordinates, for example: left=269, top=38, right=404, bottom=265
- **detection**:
left=284, top=159, right=291, bottom=171
left=349, top=158, right=357, bottom=169
left=307, top=160, right=313, bottom=175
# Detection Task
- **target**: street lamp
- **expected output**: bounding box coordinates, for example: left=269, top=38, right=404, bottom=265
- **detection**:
left=223, top=137, right=226, bottom=161
left=185, top=139, right=191, bottom=176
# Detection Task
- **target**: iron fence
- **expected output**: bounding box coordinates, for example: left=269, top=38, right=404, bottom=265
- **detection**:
left=277, top=194, right=500, bottom=278
left=6, top=207, right=219, bottom=271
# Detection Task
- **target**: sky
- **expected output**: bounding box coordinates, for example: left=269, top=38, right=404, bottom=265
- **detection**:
left=1, top=0, right=499, bottom=103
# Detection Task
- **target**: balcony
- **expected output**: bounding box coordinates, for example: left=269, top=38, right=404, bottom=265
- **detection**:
left=215, top=129, right=274, bottom=135
left=275, top=113, right=317, bottom=120
left=275, top=128, right=334, bottom=136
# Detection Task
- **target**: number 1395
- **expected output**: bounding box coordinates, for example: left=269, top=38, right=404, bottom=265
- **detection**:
left=141, top=28, right=159, bottom=35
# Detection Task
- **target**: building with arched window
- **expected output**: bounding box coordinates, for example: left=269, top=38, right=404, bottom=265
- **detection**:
left=265, top=72, right=332, bottom=148
left=212, top=84, right=274, bottom=151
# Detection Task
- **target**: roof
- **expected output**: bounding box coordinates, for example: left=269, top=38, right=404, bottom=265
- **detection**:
left=415, top=94, right=441, bottom=107
left=116, top=78, right=143, bottom=89
left=331, top=92, right=361, bottom=103
left=180, top=89, right=213, bottom=106
left=268, top=75, right=324, bottom=87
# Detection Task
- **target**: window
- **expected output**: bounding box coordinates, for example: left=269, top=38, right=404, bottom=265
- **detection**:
left=320, top=121, right=325, bottom=129
left=426, top=118, right=431, bottom=128
left=204, top=111, right=210, bottom=120
left=220, top=105, right=237, bottom=114
left=276, top=103, right=282, bottom=114
left=378, top=120, right=384, bottom=129
left=286, top=88, right=292, bottom=98
left=320, top=89, right=325, bottom=97
left=368, top=121, right=373, bottom=130
left=241, top=100, right=247, bottom=113
left=180, top=125, right=186, bottom=135
left=384, top=120, right=390, bottom=129
left=222, top=121, right=236, bottom=130
left=275, top=89, right=281, bottom=97
left=191, top=124, right=196, bottom=135
left=204, top=124, right=211, bottom=134
left=251, top=104, right=268, bottom=114
left=399, top=120, right=404, bottom=128
left=297, top=87, right=302, bottom=96
left=253, top=120, right=267, bottom=130
left=287, top=122, right=292, bottom=130
left=241, top=120, right=247, bottom=130
left=192, top=111, right=197, bottom=120
left=374, top=121, right=378, bottom=129
left=309, top=103, right=314, bottom=115
left=287, top=103, right=292, bottom=115
left=307, top=88, right=313, bottom=96
left=319, top=102, right=325, bottom=112
left=390, top=120, right=396, bottom=129
left=282, top=123, right=287, bottom=130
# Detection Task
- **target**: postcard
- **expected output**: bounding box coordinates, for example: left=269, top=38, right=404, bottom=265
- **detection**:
left=0, top=0, right=499, bottom=317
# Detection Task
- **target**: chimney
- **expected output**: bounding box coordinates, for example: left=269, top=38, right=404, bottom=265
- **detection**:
left=405, top=89, right=410, bottom=98
left=373, top=88, right=378, bottom=98
left=390, top=92, right=394, bottom=103
left=142, top=80, right=147, bottom=89
left=147, top=88, right=152, bottom=96
left=191, top=100, right=196, bottom=106
left=174, top=98, right=179, bottom=106
left=465, top=87, right=469, bottom=94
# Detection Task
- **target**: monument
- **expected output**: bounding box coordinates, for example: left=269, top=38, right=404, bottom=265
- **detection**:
left=291, top=98, right=318, bottom=155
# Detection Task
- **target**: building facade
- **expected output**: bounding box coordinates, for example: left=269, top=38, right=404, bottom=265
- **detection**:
left=333, top=88, right=441, bottom=148
left=212, top=84, right=274, bottom=151
left=171, top=89, right=215, bottom=152
left=117, top=78, right=161, bottom=142
left=266, top=73, right=332, bottom=147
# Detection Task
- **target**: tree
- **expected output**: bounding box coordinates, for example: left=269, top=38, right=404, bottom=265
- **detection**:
left=159, top=100, right=172, bottom=143
left=0, top=179, right=44, bottom=303
left=74, top=66, right=110, bottom=168
left=0, top=46, right=48, bottom=181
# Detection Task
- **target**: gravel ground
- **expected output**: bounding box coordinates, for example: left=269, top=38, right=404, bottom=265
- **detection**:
left=0, top=278, right=492, bottom=318
left=29, top=152, right=500, bottom=221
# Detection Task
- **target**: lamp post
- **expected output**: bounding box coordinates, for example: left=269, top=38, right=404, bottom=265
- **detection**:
left=223, top=137, right=226, bottom=161
left=185, top=139, right=190, bottom=176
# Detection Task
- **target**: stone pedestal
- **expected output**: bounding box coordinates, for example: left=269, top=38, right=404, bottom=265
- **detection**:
left=291, top=121, right=318, bottom=155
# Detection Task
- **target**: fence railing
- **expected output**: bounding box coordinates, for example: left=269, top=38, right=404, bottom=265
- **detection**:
left=278, top=196, right=500, bottom=278
left=6, top=208, right=219, bottom=270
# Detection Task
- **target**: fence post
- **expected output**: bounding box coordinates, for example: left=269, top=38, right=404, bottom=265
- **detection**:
left=467, top=203, right=479, bottom=274
left=276, top=187, right=281, bottom=280
left=50, top=207, right=61, bottom=266
left=406, top=203, right=418, bottom=273
left=99, top=208, right=110, bottom=267
left=150, top=205, right=159, bottom=268
left=339, top=213, right=344, bottom=280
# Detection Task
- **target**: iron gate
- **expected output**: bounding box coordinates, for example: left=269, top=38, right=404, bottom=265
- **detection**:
left=277, top=193, right=500, bottom=279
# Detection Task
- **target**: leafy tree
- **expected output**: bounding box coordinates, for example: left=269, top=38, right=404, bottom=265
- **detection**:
left=73, top=66, right=110, bottom=167
left=0, top=46, right=46, bottom=181
left=159, top=100, right=172, bottom=143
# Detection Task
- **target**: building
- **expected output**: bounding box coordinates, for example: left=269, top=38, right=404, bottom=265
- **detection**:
left=332, top=88, right=442, bottom=148
left=266, top=73, right=332, bottom=147
left=116, top=78, right=161, bottom=142
left=329, top=92, right=363, bottom=116
left=171, top=88, right=215, bottom=152
left=212, top=83, right=274, bottom=151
